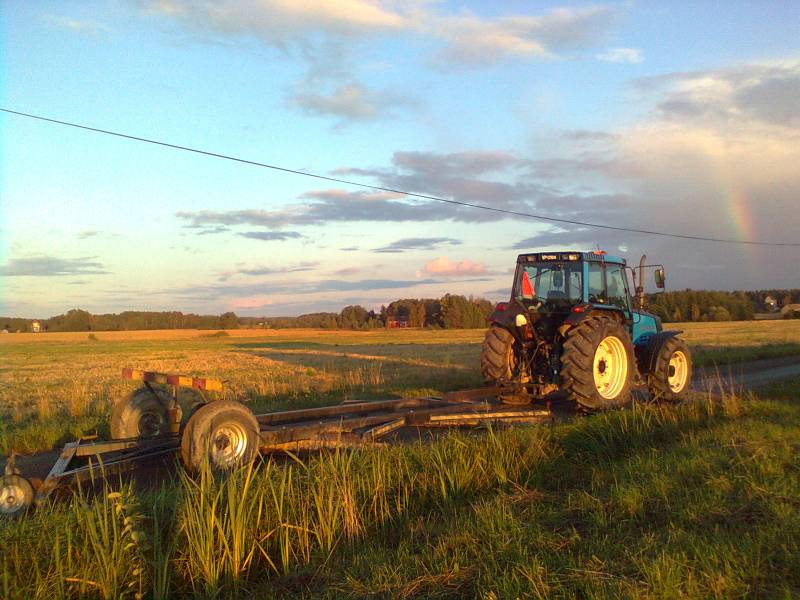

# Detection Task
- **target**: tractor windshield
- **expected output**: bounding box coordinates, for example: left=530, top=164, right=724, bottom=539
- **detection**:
left=515, top=262, right=583, bottom=305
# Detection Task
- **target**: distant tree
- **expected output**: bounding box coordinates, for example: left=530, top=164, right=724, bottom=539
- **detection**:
left=219, top=312, right=240, bottom=329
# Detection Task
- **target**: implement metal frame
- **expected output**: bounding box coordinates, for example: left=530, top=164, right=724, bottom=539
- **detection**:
left=26, top=370, right=552, bottom=505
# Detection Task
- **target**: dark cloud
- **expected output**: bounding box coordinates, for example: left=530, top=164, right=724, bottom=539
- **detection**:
left=240, top=262, right=317, bottom=276
left=77, top=230, right=99, bottom=239
left=197, top=226, right=230, bottom=236
left=340, top=246, right=359, bottom=251
left=374, top=237, right=461, bottom=253
left=238, top=231, right=303, bottom=241
left=0, top=256, right=109, bottom=277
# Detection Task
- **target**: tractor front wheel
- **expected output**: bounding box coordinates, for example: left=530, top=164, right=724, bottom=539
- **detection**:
left=561, top=315, right=634, bottom=410
left=648, top=337, right=692, bottom=401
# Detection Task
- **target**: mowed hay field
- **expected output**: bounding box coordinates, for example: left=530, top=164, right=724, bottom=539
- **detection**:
left=1, top=321, right=799, bottom=455
left=1, top=321, right=800, bottom=598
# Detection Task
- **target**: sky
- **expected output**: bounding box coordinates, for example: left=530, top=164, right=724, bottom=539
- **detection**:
left=1, top=0, right=799, bottom=318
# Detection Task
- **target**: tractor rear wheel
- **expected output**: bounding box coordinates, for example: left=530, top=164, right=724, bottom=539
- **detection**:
left=648, top=337, right=692, bottom=401
left=180, top=400, right=260, bottom=473
left=110, top=387, right=181, bottom=440
left=480, top=326, right=517, bottom=382
left=561, top=315, right=634, bottom=410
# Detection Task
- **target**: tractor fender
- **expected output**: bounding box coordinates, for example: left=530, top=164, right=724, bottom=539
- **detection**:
left=487, top=301, right=531, bottom=343
left=636, top=330, right=683, bottom=373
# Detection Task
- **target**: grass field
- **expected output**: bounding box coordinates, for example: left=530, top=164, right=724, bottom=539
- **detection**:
left=1, top=320, right=799, bottom=455
left=1, top=321, right=799, bottom=598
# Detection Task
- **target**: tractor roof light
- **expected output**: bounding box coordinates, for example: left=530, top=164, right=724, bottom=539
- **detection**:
left=540, top=254, right=558, bottom=260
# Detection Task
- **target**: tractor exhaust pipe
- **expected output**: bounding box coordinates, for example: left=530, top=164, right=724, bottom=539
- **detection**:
left=637, top=254, right=646, bottom=310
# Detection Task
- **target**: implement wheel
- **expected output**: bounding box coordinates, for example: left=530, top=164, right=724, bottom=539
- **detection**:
left=0, top=474, right=34, bottom=518
left=648, top=337, right=692, bottom=402
left=480, top=326, right=517, bottom=382
left=561, top=315, right=634, bottom=410
left=180, top=400, right=260, bottom=473
left=110, top=387, right=181, bottom=440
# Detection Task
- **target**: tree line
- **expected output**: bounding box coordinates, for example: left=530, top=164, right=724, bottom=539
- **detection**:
left=3, top=289, right=798, bottom=333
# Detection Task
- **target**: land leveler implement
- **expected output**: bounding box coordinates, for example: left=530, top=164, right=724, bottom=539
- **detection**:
left=1, top=369, right=551, bottom=518
left=480, top=251, right=693, bottom=409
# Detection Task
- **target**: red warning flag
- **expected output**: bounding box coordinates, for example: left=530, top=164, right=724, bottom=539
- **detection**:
left=521, top=271, right=534, bottom=297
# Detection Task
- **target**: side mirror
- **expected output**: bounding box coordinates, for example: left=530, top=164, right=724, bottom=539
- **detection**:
left=553, top=271, right=564, bottom=288
left=654, top=268, right=666, bottom=289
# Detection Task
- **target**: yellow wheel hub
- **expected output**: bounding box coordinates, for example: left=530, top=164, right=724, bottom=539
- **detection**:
left=667, top=350, right=688, bottom=392
left=593, top=335, right=628, bottom=399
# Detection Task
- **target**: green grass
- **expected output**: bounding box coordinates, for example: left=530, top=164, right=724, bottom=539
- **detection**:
left=2, top=389, right=799, bottom=598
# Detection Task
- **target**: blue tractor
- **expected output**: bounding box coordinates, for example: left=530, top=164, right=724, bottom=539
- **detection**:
left=480, top=251, right=692, bottom=409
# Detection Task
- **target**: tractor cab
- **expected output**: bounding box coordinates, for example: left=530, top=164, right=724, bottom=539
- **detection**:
left=510, top=251, right=663, bottom=346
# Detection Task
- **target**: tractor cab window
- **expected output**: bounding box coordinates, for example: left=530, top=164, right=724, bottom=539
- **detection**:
left=606, top=264, right=630, bottom=311
left=588, top=263, right=605, bottom=303
left=516, top=262, right=583, bottom=304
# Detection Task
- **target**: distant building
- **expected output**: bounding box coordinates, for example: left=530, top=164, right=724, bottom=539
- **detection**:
left=781, top=304, right=800, bottom=318
left=764, top=295, right=777, bottom=312
left=31, top=321, right=41, bottom=333
left=386, top=316, right=409, bottom=329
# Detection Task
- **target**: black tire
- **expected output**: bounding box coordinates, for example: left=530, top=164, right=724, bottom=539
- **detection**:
left=110, top=387, right=181, bottom=440
left=180, top=400, right=260, bottom=473
left=648, top=337, right=692, bottom=402
left=561, top=315, right=635, bottom=410
left=480, top=326, right=517, bottom=382
left=0, top=474, right=34, bottom=518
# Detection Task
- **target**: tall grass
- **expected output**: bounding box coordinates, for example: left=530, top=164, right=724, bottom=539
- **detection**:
left=5, top=389, right=796, bottom=598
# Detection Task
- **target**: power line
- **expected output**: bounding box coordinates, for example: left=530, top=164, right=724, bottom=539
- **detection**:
left=2, top=107, right=797, bottom=247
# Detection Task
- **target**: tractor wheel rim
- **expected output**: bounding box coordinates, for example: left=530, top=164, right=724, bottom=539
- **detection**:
left=210, top=423, right=249, bottom=468
left=0, top=481, right=28, bottom=515
left=138, top=411, right=165, bottom=438
left=668, top=350, right=688, bottom=392
left=593, top=335, right=628, bottom=399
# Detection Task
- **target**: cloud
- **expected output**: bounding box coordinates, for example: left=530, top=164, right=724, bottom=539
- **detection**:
left=289, top=81, right=412, bottom=123
left=430, top=5, right=620, bottom=67
left=639, top=61, right=800, bottom=127
left=140, top=0, right=410, bottom=46
left=374, top=237, right=461, bottom=253
left=596, top=47, right=642, bottom=64
left=419, top=257, right=487, bottom=278
left=77, top=230, right=100, bottom=239
left=140, top=2, right=624, bottom=70
left=0, top=256, right=109, bottom=277
left=238, top=231, right=303, bottom=241
left=217, top=261, right=318, bottom=281
left=196, top=226, right=230, bottom=235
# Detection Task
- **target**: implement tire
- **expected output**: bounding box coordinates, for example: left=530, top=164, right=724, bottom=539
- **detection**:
left=180, top=400, right=260, bottom=474
left=0, top=474, right=34, bottom=518
left=648, top=336, right=692, bottom=402
left=480, top=326, right=517, bottom=383
left=110, top=387, right=180, bottom=440
left=561, top=314, right=634, bottom=410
